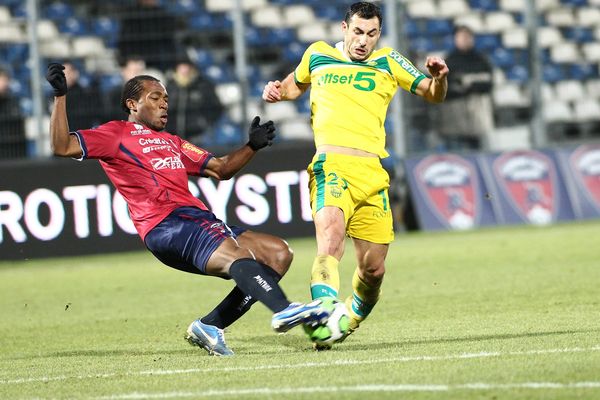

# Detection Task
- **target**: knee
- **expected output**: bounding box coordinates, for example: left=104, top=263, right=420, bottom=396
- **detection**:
left=361, top=263, right=385, bottom=286
left=271, top=240, right=294, bottom=276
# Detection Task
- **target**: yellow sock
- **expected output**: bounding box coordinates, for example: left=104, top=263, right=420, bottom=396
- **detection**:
left=345, top=268, right=381, bottom=330
left=310, top=255, right=340, bottom=300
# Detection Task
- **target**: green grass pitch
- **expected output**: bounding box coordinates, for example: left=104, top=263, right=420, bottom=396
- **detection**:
left=1, top=221, right=599, bottom=399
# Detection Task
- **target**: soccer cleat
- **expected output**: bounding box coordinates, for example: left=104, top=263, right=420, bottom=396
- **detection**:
left=271, top=300, right=330, bottom=333
left=185, top=319, right=234, bottom=356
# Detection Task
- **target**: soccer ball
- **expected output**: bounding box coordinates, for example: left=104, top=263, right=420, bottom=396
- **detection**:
left=304, top=298, right=350, bottom=346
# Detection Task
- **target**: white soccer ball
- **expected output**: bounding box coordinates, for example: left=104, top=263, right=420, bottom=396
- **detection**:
left=305, top=298, right=350, bottom=346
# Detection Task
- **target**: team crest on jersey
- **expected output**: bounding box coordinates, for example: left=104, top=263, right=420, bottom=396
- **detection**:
left=415, top=154, right=478, bottom=230
left=181, top=142, right=205, bottom=162
left=569, top=144, right=600, bottom=212
left=493, top=150, right=557, bottom=225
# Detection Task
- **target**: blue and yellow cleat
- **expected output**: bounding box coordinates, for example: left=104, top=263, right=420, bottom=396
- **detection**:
left=271, top=300, right=330, bottom=333
left=185, top=320, right=234, bottom=357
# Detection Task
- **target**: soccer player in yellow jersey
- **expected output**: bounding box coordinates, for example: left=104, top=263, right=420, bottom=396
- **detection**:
left=263, top=1, right=449, bottom=346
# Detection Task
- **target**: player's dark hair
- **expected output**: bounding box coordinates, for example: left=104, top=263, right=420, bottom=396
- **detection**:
left=120, top=75, right=160, bottom=114
left=345, top=2, right=382, bottom=27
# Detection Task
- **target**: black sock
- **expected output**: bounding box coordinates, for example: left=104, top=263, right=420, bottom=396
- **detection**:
left=201, top=264, right=282, bottom=329
left=228, top=258, right=290, bottom=313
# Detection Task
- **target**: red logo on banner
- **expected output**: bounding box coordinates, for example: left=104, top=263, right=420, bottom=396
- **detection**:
left=415, top=154, right=479, bottom=230
left=493, top=150, right=556, bottom=225
left=569, top=144, right=600, bottom=211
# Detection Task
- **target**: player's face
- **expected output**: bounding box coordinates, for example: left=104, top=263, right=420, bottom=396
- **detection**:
left=342, top=14, right=381, bottom=62
left=133, top=80, right=169, bottom=131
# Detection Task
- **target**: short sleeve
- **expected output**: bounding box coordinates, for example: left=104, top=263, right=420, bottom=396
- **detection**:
left=74, top=121, right=123, bottom=160
left=387, top=49, right=427, bottom=94
left=294, top=42, right=319, bottom=84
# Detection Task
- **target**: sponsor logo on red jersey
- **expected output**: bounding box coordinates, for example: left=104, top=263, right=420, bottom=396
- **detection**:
left=181, top=141, right=205, bottom=162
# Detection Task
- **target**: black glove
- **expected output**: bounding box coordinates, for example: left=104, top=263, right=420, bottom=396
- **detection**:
left=46, top=63, right=68, bottom=97
left=247, top=116, right=276, bottom=151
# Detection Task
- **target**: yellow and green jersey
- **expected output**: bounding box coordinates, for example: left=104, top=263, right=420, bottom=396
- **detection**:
left=294, top=41, right=427, bottom=158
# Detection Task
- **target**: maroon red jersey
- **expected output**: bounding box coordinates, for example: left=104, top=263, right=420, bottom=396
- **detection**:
left=73, top=121, right=213, bottom=240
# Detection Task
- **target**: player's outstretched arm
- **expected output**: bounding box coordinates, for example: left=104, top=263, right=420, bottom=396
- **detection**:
left=415, top=56, right=449, bottom=104
left=262, top=72, right=309, bottom=103
left=204, top=116, right=276, bottom=180
left=46, top=63, right=82, bottom=158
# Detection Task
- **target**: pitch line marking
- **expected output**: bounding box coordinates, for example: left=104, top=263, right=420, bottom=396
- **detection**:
left=92, top=382, right=600, bottom=399
left=1, top=345, right=599, bottom=385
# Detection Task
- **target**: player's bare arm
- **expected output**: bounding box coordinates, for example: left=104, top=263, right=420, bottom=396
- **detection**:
left=262, top=72, right=309, bottom=103
left=415, top=56, right=449, bottom=104
left=47, top=68, right=83, bottom=158
left=203, top=116, right=276, bottom=180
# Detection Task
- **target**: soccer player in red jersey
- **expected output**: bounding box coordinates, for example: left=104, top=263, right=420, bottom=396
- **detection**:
left=46, top=63, right=329, bottom=356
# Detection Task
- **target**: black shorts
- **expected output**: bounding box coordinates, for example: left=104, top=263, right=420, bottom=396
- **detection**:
left=144, top=206, right=246, bottom=275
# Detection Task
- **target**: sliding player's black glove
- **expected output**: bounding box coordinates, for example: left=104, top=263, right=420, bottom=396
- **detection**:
left=46, top=63, right=68, bottom=97
left=247, top=116, right=276, bottom=151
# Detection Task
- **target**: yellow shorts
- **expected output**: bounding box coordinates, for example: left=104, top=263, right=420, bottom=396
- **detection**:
left=307, top=153, right=394, bottom=244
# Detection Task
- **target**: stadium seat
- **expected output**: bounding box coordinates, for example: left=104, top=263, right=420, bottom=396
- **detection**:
left=543, top=63, right=566, bottom=82
left=227, top=98, right=262, bottom=123
left=39, top=38, right=71, bottom=58
left=493, top=83, right=527, bottom=107
left=576, top=7, right=600, bottom=26
left=585, top=79, right=600, bottom=99
left=554, top=80, right=585, bottom=102
left=251, top=6, right=284, bottom=28
left=453, top=13, right=485, bottom=32
left=484, top=11, right=516, bottom=32
left=215, top=82, right=241, bottom=106
left=499, top=0, right=525, bottom=12
left=543, top=100, right=573, bottom=123
left=188, top=48, right=215, bottom=67
left=563, top=27, right=595, bottom=43
left=43, top=1, right=74, bottom=20
left=437, top=0, right=470, bottom=18
left=573, top=99, right=600, bottom=122
left=550, top=42, right=579, bottom=63
left=37, top=20, right=60, bottom=41
left=426, top=19, right=454, bottom=35
left=570, top=63, right=598, bottom=80
left=469, top=0, right=499, bottom=11
left=502, top=28, right=527, bottom=48
left=506, top=64, right=529, bottom=82
left=545, top=8, right=576, bottom=26
left=406, top=1, right=438, bottom=18
left=280, top=119, right=313, bottom=140
left=71, top=36, right=106, bottom=58
left=166, top=0, right=203, bottom=16
left=264, top=101, right=297, bottom=122
left=59, top=17, right=89, bottom=36
left=475, top=33, right=502, bottom=50
left=537, top=26, right=564, bottom=48
left=282, top=41, right=305, bottom=62
left=536, top=0, right=561, bottom=11
left=541, top=83, right=555, bottom=103
left=297, top=22, right=329, bottom=43
left=211, top=118, right=243, bottom=146
left=490, top=47, right=516, bottom=68
left=0, top=5, right=10, bottom=22
left=283, top=5, right=316, bottom=27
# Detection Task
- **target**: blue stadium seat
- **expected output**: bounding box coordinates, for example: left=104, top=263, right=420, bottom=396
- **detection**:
left=165, top=0, right=202, bottom=16
left=489, top=47, right=515, bottom=68
left=210, top=117, right=243, bottom=146
left=506, top=64, right=529, bottom=82
left=189, top=12, right=232, bottom=31
left=268, top=28, right=296, bottom=46
left=403, top=19, right=419, bottom=36
left=4, top=43, right=28, bottom=64
left=410, top=36, right=437, bottom=53
left=469, top=0, right=499, bottom=11
left=59, top=17, right=89, bottom=36
left=563, top=27, right=594, bottom=43
left=426, top=19, right=453, bottom=35
left=99, top=73, right=122, bottom=93
left=543, top=63, right=565, bottom=82
left=44, top=1, right=74, bottom=20
left=560, top=0, right=588, bottom=6
left=475, top=34, right=501, bottom=51
left=191, top=48, right=215, bottom=68
left=570, top=63, right=598, bottom=80
left=283, top=41, right=305, bottom=62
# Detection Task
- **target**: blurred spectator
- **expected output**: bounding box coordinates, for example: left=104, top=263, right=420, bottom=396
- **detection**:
left=0, top=67, right=26, bottom=159
left=116, top=0, right=182, bottom=71
left=104, top=56, right=147, bottom=121
left=55, top=62, right=103, bottom=131
left=165, top=59, right=224, bottom=143
left=437, top=26, right=494, bottom=151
